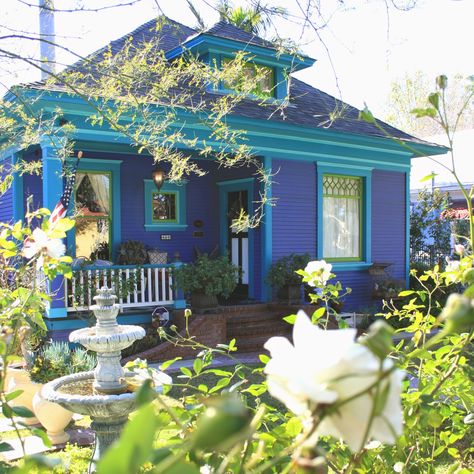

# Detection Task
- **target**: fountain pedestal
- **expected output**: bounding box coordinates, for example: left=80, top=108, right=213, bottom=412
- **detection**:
left=43, top=287, right=171, bottom=472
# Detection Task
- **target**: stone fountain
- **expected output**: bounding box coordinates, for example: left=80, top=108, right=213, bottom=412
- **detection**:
left=43, top=287, right=171, bottom=470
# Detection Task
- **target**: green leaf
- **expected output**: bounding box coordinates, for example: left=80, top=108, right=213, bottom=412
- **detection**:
left=359, top=107, right=376, bottom=124
left=0, top=442, right=13, bottom=452
left=259, top=354, right=270, bottom=364
left=135, top=379, right=155, bottom=407
left=5, top=389, right=23, bottom=402
left=428, top=411, right=443, bottom=428
left=420, top=173, right=438, bottom=183
left=428, top=92, right=440, bottom=109
left=209, top=377, right=230, bottom=394
left=164, top=461, right=200, bottom=474
left=285, top=417, right=302, bottom=437
left=180, top=367, right=193, bottom=378
left=160, top=357, right=182, bottom=371
left=12, top=406, right=35, bottom=418
left=31, top=427, right=53, bottom=448
left=97, top=404, right=158, bottom=474
left=398, top=290, right=415, bottom=297
left=283, top=314, right=296, bottom=324
left=193, top=358, right=203, bottom=375
left=411, top=107, right=437, bottom=118
left=311, top=306, right=326, bottom=323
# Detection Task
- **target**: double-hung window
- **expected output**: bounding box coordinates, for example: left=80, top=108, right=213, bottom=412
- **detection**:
left=317, top=164, right=372, bottom=269
left=323, top=175, right=362, bottom=260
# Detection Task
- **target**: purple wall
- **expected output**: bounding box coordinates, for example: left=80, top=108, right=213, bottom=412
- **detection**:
left=0, top=157, right=13, bottom=223
left=272, top=159, right=317, bottom=259
left=271, top=160, right=407, bottom=311
left=372, top=169, right=406, bottom=280
left=74, top=152, right=263, bottom=299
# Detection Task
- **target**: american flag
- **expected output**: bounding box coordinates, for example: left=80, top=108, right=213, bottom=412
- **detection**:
left=49, top=152, right=81, bottom=226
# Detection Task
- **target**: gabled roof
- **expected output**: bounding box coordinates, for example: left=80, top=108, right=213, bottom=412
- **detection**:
left=18, top=16, right=446, bottom=154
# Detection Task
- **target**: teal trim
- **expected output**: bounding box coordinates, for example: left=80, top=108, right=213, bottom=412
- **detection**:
left=275, top=68, right=288, bottom=101
left=143, top=179, right=187, bottom=231
left=405, top=171, right=410, bottom=287
left=67, top=158, right=122, bottom=260
left=72, top=263, right=173, bottom=271
left=331, top=262, right=373, bottom=272
left=172, top=261, right=187, bottom=309
left=261, top=156, right=273, bottom=302
left=16, top=88, right=448, bottom=159
left=46, top=312, right=152, bottom=331
left=217, top=178, right=255, bottom=299
left=12, top=153, right=24, bottom=222
left=145, top=224, right=188, bottom=231
left=46, top=307, right=68, bottom=319
left=317, top=163, right=372, bottom=268
left=165, top=34, right=316, bottom=72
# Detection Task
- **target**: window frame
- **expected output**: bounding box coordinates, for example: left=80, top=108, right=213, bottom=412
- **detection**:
left=316, top=163, right=373, bottom=271
left=144, top=179, right=187, bottom=231
left=151, top=191, right=179, bottom=224
left=220, top=56, right=276, bottom=99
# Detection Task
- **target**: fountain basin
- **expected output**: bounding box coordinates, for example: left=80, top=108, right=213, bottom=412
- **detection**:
left=70, top=326, right=146, bottom=353
left=43, top=370, right=170, bottom=418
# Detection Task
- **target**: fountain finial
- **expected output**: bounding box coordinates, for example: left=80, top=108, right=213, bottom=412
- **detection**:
left=91, top=286, right=121, bottom=336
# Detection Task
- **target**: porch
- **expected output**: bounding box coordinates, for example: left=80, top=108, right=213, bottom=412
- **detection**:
left=33, top=144, right=271, bottom=329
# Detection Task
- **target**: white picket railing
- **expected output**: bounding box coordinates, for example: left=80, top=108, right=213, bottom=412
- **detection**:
left=65, top=264, right=174, bottom=312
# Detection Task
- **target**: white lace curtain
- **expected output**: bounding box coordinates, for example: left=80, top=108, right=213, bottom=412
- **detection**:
left=323, top=196, right=360, bottom=258
left=76, top=173, right=110, bottom=215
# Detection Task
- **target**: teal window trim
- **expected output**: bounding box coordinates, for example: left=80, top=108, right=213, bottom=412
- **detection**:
left=12, top=153, right=24, bottom=223
left=217, top=178, right=255, bottom=299
left=217, top=54, right=288, bottom=101
left=405, top=171, right=410, bottom=287
left=316, top=163, right=372, bottom=272
left=144, top=179, right=187, bottom=231
left=66, top=158, right=122, bottom=261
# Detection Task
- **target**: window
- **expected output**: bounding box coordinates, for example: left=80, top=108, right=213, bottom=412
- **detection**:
left=323, top=175, right=362, bottom=260
left=152, top=192, right=177, bottom=222
left=221, top=57, right=274, bottom=98
left=144, top=180, right=187, bottom=231
left=75, top=171, right=111, bottom=260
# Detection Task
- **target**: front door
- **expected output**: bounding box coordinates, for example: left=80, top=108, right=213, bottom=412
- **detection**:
left=227, top=190, right=249, bottom=298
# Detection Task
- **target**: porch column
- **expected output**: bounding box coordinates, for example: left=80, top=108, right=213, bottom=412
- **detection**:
left=12, top=152, right=24, bottom=223
left=261, top=156, right=273, bottom=302
left=172, top=259, right=186, bottom=309
left=41, top=137, right=67, bottom=319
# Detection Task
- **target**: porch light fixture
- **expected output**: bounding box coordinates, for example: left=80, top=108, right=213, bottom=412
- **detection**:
left=151, top=166, right=166, bottom=192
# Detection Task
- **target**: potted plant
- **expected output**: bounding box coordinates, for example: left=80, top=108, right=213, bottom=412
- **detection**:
left=30, top=341, right=96, bottom=444
left=265, top=253, right=311, bottom=303
left=117, top=240, right=148, bottom=265
left=173, top=254, right=239, bottom=309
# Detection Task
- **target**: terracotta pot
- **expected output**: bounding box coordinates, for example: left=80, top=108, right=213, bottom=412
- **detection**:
left=33, top=387, right=73, bottom=445
left=6, top=368, right=41, bottom=425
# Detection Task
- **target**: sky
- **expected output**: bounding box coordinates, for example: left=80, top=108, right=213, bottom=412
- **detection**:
left=1, top=0, right=473, bottom=186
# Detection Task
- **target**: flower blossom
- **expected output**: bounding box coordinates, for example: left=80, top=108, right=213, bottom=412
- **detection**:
left=454, top=244, right=465, bottom=256
left=264, top=310, right=404, bottom=451
left=22, top=228, right=65, bottom=267
left=304, top=260, right=333, bottom=287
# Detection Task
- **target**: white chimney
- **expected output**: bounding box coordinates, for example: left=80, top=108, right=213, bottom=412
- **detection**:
left=39, top=0, right=56, bottom=80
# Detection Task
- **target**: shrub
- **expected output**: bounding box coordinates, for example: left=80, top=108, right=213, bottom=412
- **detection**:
left=173, top=254, right=239, bottom=298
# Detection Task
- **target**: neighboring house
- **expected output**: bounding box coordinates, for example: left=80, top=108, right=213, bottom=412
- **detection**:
left=0, top=17, right=447, bottom=334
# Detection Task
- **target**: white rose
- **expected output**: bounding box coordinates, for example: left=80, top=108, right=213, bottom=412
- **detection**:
left=22, top=228, right=65, bottom=267
left=264, top=310, right=404, bottom=451
left=304, top=260, right=332, bottom=287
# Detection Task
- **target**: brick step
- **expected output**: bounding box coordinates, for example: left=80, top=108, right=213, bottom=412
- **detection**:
left=226, top=311, right=292, bottom=326
left=230, top=335, right=279, bottom=353
left=227, top=320, right=291, bottom=338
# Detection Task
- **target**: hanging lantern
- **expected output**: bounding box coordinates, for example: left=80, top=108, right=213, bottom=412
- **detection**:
left=151, top=166, right=166, bottom=192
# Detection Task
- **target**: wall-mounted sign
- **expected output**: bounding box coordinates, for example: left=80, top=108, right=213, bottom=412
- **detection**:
left=193, top=231, right=204, bottom=238
left=193, top=219, right=204, bottom=228
left=160, top=234, right=172, bottom=240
